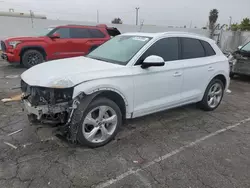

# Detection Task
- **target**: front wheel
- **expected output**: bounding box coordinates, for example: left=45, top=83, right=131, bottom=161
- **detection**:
left=199, top=79, right=224, bottom=111
left=22, top=50, right=44, bottom=68
left=75, top=97, right=122, bottom=148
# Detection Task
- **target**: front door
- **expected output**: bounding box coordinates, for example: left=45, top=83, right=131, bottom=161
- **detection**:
left=48, top=27, right=74, bottom=60
left=132, top=37, right=184, bottom=118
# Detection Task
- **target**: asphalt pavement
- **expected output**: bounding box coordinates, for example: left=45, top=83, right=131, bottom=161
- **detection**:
left=1, top=61, right=250, bottom=188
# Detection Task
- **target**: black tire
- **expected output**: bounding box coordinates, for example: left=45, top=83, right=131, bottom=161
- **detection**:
left=22, top=50, right=44, bottom=68
left=75, top=97, right=122, bottom=148
left=199, top=79, right=224, bottom=111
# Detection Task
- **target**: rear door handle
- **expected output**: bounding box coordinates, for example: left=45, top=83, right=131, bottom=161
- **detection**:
left=173, top=72, right=182, bottom=77
left=208, top=67, right=214, bottom=71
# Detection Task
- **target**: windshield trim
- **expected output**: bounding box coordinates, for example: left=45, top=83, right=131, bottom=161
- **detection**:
left=86, top=35, right=153, bottom=66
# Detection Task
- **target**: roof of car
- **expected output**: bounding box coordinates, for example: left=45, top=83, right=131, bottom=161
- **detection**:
left=122, top=32, right=214, bottom=43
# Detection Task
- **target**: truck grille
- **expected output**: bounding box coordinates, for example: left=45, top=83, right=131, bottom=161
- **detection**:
left=1, top=41, right=6, bottom=52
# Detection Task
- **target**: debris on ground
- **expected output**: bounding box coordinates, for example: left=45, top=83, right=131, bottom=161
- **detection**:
left=23, top=143, right=32, bottom=148
left=1, top=94, right=22, bottom=103
left=8, top=129, right=23, bottom=136
left=4, top=142, right=18, bottom=149
left=133, top=159, right=145, bottom=164
left=227, top=89, right=232, bottom=93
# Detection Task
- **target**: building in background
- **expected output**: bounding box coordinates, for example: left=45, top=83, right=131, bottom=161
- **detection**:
left=0, top=9, right=46, bottom=19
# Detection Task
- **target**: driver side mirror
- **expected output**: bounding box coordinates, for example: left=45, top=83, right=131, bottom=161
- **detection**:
left=141, top=55, right=165, bottom=69
left=50, top=33, right=60, bottom=39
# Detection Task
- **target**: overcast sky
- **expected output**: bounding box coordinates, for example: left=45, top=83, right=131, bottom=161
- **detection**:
left=0, top=0, right=249, bottom=27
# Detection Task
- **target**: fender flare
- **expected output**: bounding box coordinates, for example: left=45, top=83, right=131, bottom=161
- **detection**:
left=78, top=87, right=129, bottom=107
left=19, top=45, right=47, bottom=57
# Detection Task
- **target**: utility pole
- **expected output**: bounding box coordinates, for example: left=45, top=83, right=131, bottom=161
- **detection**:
left=135, top=7, right=140, bottom=25
left=30, top=10, right=34, bottom=28
left=97, top=10, right=99, bottom=23
left=229, top=16, right=232, bottom=30
left=189, top=20, right=192, bottom=28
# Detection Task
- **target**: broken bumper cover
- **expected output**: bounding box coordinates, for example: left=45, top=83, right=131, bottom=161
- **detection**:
left=23, top=99, right=69, bottom=120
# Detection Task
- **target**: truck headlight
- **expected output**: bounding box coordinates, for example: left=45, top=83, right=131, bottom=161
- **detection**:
left=8, top=41, right=22, bottom=48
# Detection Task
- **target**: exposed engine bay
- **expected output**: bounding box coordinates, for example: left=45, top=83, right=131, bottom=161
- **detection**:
left=21, top=79, right=73, bottom=124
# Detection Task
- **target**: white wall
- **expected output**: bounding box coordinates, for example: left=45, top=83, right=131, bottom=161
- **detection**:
left=0, top=16, right=210, bottom=40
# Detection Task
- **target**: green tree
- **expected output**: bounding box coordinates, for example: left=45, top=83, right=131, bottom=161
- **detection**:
left=231, top=23, right=239, bottom=31
left=239, top=18, right=250, bottom=31
left=111, top=18, right=123, bottom=24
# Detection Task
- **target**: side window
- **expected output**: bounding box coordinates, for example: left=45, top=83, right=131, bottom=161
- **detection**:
left=52, top=28, right=70, bottom=38
left=89, top=29, right=105, bottom=38
left=181, top=38, right=205, bottom=59
left=70, top=28, right=91, bottom=38
left=200, top=40, right=216, bottom=56
left=137, top=37, right=179, bottom=64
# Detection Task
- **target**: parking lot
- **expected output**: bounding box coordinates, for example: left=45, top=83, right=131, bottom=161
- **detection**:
left=1, top=60, right=250, bottom=188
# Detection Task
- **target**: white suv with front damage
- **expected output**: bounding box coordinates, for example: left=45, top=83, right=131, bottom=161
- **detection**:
left=21, top=32, right=230, bottom=147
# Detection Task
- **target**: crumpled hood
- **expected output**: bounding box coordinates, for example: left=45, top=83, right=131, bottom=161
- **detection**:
left=21, top=56, right=128, bottom=87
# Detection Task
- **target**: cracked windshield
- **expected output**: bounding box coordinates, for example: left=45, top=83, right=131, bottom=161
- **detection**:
left=1, top=0, right=250, bottom=188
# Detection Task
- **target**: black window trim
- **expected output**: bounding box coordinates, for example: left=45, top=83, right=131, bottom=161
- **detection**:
left=134, top=36, right=180, bottom=66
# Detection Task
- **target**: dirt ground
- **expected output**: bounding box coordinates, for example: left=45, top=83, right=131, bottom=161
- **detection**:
left=1, top=61, right=250, bottom=188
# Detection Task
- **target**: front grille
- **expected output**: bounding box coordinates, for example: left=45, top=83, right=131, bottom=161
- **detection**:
left=1, top=41, right=6, bottom=52
left=21, top=79, right=73, bottom=106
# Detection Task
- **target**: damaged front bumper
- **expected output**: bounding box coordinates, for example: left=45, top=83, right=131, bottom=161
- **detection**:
left=23, top=99, right=69, bottom=120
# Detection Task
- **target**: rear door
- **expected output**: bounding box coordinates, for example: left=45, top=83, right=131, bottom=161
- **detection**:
left=180, top=37, right=217, bottom=102
left=88, top=28, right=110, bottom=51
left=69, top=28, right=108, bottom=56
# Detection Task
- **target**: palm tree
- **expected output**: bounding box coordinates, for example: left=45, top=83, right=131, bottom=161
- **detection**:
left=209, top=9, right=219, bottom=30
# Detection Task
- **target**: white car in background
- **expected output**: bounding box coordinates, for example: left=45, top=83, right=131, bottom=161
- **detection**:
left=21, top=32, right=230, bottom=147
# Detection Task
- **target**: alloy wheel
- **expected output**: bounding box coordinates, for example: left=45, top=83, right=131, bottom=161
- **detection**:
left=207, top=82, right=223, bottom=108
left=82, top=105, right=118, bottom=143
left=27, top=52, right=42, bottom=66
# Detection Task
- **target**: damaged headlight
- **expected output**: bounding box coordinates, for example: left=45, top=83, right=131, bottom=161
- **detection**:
left=21, top=79, right=74, bottom=105
left=49, top=79, right=74, bottom=88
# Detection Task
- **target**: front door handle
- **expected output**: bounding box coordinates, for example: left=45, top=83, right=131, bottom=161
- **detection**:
left=208, top=67, right=214, bottom=71
left=173, top=72, right=182, bottom=77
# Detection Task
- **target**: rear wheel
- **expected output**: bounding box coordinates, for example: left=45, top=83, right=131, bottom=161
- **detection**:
left=75, top=97, right=122, bottom=148
left=22, top=50, right=44, bottom=68
left=199, top=79, right=224, bottom=111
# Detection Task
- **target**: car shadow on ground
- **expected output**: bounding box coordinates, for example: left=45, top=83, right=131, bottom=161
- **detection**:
left=232, top=75, right=250, bottom=83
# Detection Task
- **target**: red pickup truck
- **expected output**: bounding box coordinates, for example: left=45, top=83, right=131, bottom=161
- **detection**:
left=1, top=24, right=120, bottom=68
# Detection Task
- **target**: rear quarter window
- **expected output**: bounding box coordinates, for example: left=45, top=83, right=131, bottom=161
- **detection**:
left=181, top=38, right=205, bottom=59
left=200, top=40, right=216, bottom=56
left=89, top=29, right=105, bottom=38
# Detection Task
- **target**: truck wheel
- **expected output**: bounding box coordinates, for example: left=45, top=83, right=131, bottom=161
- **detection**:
left=75, top=97, right=122, bottom=148
left=198, top=79, right=224, bottom=111
left=22, top=50, right=44, bottom=68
